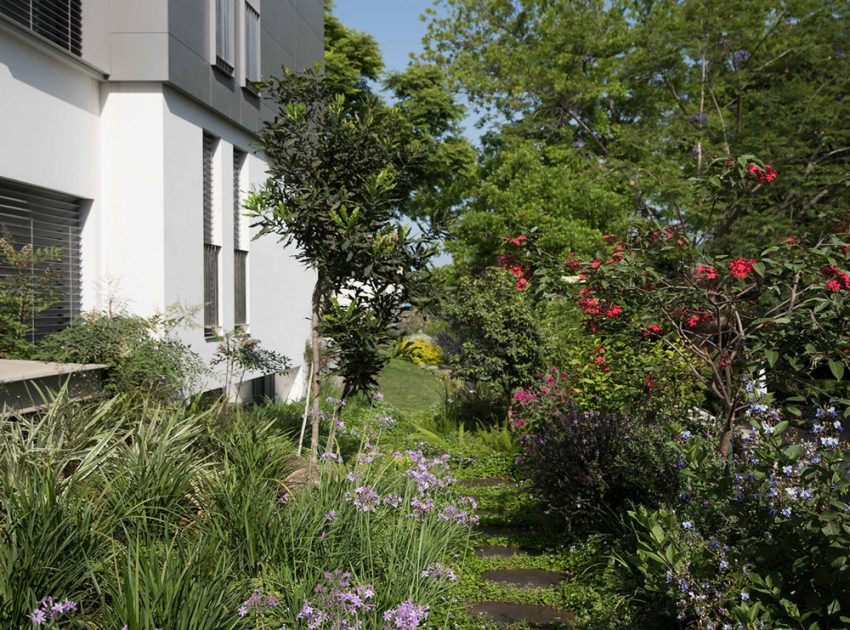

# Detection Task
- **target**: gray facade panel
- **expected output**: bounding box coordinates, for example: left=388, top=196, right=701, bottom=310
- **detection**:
left=110, top=0, right=168, bottom=33
left=109, top=32, right=169, bottom=80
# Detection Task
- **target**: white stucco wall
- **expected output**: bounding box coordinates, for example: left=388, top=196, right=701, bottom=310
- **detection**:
left=0, top=36, right=313, bottom=400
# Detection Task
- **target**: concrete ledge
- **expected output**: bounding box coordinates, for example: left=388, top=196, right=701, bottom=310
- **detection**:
left=0, top=360, right=109, bottom=413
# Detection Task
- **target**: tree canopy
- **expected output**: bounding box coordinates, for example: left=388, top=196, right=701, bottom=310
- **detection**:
left=425, top=0, right=850, bottom=257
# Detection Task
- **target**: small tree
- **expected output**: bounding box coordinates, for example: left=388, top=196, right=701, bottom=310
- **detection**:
left=246, top=68, right=435, bottom=463
left=210, top=328, right=291, bottom=401
left=0, top=233, right=62, bottom=357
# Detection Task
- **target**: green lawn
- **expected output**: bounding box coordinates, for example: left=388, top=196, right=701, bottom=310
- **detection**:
left=378, top=358, right=445, bottom=414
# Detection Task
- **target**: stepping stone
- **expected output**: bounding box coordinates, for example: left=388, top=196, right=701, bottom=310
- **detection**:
left=481, top=568, right=567, bottom=588
left=478, top=524, right=529, bottom=538
left=475, top=545, right=543, bottom=558
left=475, top=545, right=526, bottom=558
left=467, top=601, right=574, bottom=625
left=457, top=476, right=511, bottom=488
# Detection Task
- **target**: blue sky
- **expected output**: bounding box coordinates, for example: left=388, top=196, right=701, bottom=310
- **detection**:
left=332, top=0, right=484, bottom=144
left=333, top=0, right=434, bottom=73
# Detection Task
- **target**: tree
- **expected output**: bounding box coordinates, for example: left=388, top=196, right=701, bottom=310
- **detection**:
left=425, top=0, right=849, bottom=252
left=246, top=69, right=435, bottom=463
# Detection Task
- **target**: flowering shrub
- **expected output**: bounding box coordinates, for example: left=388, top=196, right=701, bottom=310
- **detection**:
left=398, top=338, right=443, bottom=366
left=512, top=372, right=677, bottom=526
left=629, top=399, right=850, bottom=627
left=517, top=155, right=850, bottom=454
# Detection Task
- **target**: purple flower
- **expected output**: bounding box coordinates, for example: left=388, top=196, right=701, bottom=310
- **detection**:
left=573, top=139, right=586, bottom=148
left=421, top=562, right=458, bottom=581
left=347, top=485, right=380, bottom=512
left=680, top=430, right=693, bottom=441
left=372, top=392, right=385, bottom=402
left=733, top=49, right=751, bottom=62
left=689, top=112, right=708, bottom=125
left=325, top=510, right=337, bottom=522
left=383, top=600, right=429, bottom=629
left=382, top=493, right=402, bottom=509
left=682, top=520, right=693, bottom=530
left=741, top=591, right=750, bottom=602
left=30, top=609, right=47, bottom=625
left=320, top=452, right=342, bottom=463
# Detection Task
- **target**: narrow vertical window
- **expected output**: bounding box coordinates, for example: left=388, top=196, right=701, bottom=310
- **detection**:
left=203, top=133, right=220, bottom=336
left=215, top=0, right=234, bottom=73
left=244, top=3, right=261, bottom=85
left=233, top=149, right=248, bottom=328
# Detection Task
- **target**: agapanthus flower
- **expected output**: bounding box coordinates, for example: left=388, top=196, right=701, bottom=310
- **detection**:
left=383, top=601, right=429, bottom=629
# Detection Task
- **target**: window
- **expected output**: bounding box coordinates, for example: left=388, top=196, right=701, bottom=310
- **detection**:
left=243, top=2, right=260, bottom=85
left=0, top=177, right=82, bottom=341
left=203, top=133, right=221, bottom=336
left=233, top=149, right=248, bottom=327
left=0, top=0, right=83, bottom=56
left=214, top=0, right=234, bottom=74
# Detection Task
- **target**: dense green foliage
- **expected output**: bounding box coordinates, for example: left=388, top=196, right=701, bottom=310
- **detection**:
left=36, top=310, right=206, bottom=400
left=426, top=0, right=850, bottom=256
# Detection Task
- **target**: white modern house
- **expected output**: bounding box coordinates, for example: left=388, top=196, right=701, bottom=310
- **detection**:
left=0, top=0, right=323, bottom=401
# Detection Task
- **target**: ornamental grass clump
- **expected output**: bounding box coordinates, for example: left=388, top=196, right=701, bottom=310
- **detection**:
left=0, top=393, right=471, bottom=628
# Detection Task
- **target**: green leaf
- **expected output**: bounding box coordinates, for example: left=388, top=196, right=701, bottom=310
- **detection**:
left=752, top=261, right=765, bottom=277
left=828, top=360, right=845, bottom=381
left=783, top=444, right=804, bottom=460
left=765, top=349, right=779, bottom=368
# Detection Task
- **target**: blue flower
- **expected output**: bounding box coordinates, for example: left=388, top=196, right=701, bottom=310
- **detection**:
left=682, top=520, right=693, bottom=530
left=741, top=591, right=750, bottom=602
left=680, top=430, right=693, bottom=441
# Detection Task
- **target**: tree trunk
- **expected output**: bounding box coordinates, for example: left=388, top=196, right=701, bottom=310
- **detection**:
left=309, top=277, right=322, bottom=466
left=718, top=405, right=735, bottom=459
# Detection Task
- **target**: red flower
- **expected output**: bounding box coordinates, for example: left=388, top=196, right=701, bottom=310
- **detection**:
left=729, top=258, right=755, bottom=280
left=605, top=304, right=623, bottom=319
left=510, top=265, right=524, bottom=278
left=508, top=235, right=528, bottom=246
left=746, top=163, right=777, bottom=184
left=694, top=265, right=717, bottom=281
left=827, top=279, right=842, bottom=292
left=642, top=324, right=663, bottom=337
left=516, top=277, right=529, bottom=291
left=590, top=260, right=602, bottom=269
left=645, top=377, right=654, bottom=389
left=594, top=355, right=605, bottom=365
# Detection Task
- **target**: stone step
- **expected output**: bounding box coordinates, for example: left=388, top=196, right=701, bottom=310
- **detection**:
left=481, top=568, right=567, bottom=589
left=475, top=545, right=522, bottom=558
left=467, top=601, right=574, bottom=625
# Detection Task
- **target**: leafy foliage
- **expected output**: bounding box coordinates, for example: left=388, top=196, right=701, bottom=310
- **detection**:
left=36, top=309, right=206, bottom=401
left=0, top=233, right=62, bottom=357
left=512, top=373, right=678, bottom=528
left=438, top=269, right=544, bottom=413
left=629, top=400, right=850, bottom=627
left=426, top=0, right=850, bottom=252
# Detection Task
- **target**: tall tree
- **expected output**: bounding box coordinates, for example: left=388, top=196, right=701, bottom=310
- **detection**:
left=425, top=0, right=849, bottom=252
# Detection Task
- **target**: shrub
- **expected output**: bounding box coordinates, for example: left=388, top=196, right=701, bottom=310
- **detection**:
left=629, top=398, right=850, bottom=628
left=513, top=372, right=678, bottom=528
left=36, top=308, right=206, bottom=400
left=439, top=268, right=544, bottom=416
left=399, top=338, right=443, bottom=366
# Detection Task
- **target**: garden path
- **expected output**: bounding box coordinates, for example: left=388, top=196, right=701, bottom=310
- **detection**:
left=456, top=475, right=575, bottom=628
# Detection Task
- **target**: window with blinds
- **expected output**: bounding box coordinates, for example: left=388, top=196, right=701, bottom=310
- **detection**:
left=244, top=3, right=260, bottom=86
left=0, top=0, right=83, bottom=56
left=233, top=149, right=248, bottom=328
left=0, top=177, right=81, bottom=341
left=203, top=133, right=220, bottom=336
left=214, top=0, right=234, bottom=74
